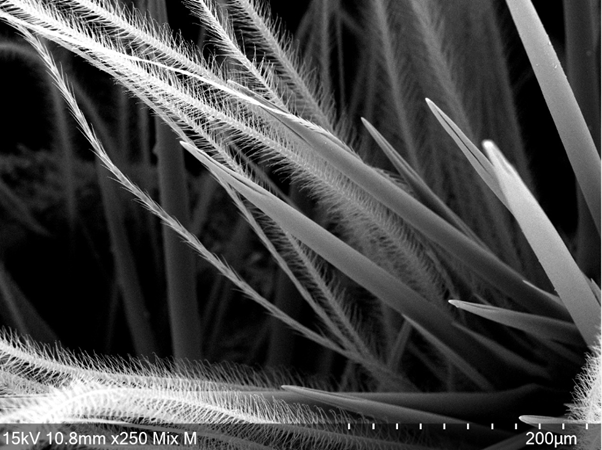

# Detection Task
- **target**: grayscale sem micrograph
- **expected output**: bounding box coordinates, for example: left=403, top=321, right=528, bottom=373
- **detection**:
left=0, top=0, right=599, bottom=449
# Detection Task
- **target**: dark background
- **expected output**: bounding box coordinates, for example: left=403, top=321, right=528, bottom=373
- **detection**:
left=0, top=0, right=596, bottom=360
